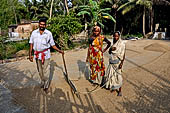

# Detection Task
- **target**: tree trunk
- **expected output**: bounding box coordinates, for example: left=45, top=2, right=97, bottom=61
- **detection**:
left=150, top=6, right=154, bottom=32
left=85, top=18, right=88, bottom=39
left=149, top=8, right=151, bottom=32
left=114, top=23, right=116, bottom=32
left=11, top=0, right=17, bottom=24
left=49, top=0, right=54, bottom=19
left=121, top=26, right=123, bottom=35
left=114, top=12, right=117, bottom=32
left=13, top=7, right=17, bottom=24
left=143, top=6, right=145, bottom=36
left=65, top=0, right=69, bottom=15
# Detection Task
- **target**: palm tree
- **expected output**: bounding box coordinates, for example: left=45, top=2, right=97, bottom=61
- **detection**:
left=109, top=0, right=122, bottom=31
left=118, top=0, right=152, bottom=36
left=150, top=0, right=170, bottom=32
left=50, top=0, right=67, bottom=19
left=30, top=0, right=39, bottom=19
left=77, top=0, right=116, bottom=28
left=55, top=1, right=66, bottom=15
left=10, top=0, right=18, bottom=24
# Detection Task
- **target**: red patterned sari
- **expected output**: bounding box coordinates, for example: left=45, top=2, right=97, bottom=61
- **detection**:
left=89, top=35, right=105, bottom=84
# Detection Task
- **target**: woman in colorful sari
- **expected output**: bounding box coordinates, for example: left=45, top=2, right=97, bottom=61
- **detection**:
left=105, top=31, right=126, bottom=96
left=86, top=26, right=111, bottom=85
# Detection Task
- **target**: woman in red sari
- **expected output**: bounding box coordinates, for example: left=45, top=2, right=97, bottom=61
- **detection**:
left=86, top=26, right=111, bottom=85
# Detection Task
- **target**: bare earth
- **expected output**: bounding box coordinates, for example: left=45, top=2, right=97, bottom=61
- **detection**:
left=0, top=39, right=170, bottom=113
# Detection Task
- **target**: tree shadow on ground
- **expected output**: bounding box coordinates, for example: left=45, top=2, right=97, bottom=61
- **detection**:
left=12, top=86, right=104, bottom=113
left=11, top=85, right=105, bottom=113
left=77, top=60, right=90, bottom=80
left=0, top=60, right=62, bottom=89
left=121, top=58, right=170, bottom=113
left=122, top=79, right=170, bottom=113
left=0, top=60, right=105, bottom=113
left=0, top=62, right=39, bottom=88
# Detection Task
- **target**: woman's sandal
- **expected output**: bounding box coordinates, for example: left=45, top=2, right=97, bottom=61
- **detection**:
left=117, top=92, right=122, bottom=96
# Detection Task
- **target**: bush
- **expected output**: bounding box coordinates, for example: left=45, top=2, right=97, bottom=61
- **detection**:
left=0, top=36, right=7, bottom=60
left=0, top=38, right=29, bottom=60
left=123, top=33, right=143, bottom=39
left=47, top=14, right=83, bottom=49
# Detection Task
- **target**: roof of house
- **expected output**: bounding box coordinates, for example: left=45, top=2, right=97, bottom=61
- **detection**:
left=8, top=24, right=18, bottom=28
left=31, top=21, right=39, bottom=23
left=8, top=20, right=39, bottom=28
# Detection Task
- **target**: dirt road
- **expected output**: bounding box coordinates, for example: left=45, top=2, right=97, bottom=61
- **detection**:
left=0, top=39, right=170, bottom=113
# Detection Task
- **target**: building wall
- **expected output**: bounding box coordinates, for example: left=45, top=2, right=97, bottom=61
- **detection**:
left=15, top=24, right=31, bottom=33
left=31, top=23, right=39, bottom=31
left=9, top=22, right=39, bottom=39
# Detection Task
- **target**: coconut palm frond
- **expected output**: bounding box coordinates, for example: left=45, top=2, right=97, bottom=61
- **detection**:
left=102, top=12, right=116, bottom=23
left=136, top=0, right=152, bottom=8
left=117, top=0, right=135, bottom=11
left=154, top=0, right=170, bottom=5
left=80, top=7, right=91, bottom=12
left=99, top=8, right=111, bottom=13
left=79, top=5, right=90, bottom=9
left=98, top=21, right=105, bottom=28
left=122, top=5, right=135, bottom=15
left=77, top=11, right=91, bottom=16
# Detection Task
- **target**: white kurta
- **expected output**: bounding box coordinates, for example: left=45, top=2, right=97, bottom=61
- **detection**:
left=29, top=29, right=55, bottom=60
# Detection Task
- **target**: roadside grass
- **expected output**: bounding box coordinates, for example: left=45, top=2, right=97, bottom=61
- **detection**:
left=0, top=39, right=89, bottom=60
left=0, top=40, right=29, bottom=60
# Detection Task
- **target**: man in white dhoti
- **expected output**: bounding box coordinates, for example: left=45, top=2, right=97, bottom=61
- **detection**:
left=104, top=31, right=126, bottom=96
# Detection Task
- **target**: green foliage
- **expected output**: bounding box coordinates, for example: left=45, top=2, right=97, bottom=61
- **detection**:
left=47, top=14, right=83, bottom=49
left=0, top=0, right=20, bottom=29
left=118, top=0, right=152, bottom=15
left=14, top=40, right=30, bottom=51
left=123, top=33, right=143, bottom=39
left=0, top=38, right=29, bottom=60
left=28, top=0, right=66, bottom=20
left=5, top=40, right=29, bottom=59
left=0, top=36, right=8, bottom=60
left=0, top=0, right=65, bottom=30
left=77, top=0, right=115, bottom=28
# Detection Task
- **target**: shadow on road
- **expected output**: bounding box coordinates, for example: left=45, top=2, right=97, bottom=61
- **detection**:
left=122, top=56, right=170, bottom=113
left=12, top=86, right=105, bottom=113
left=0, top=60, right=105, bottom=113
left=77, top=60, right=90, bottom=80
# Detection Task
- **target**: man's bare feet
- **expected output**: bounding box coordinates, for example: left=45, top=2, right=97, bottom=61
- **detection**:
left=43, top=88, right=49, bottom=94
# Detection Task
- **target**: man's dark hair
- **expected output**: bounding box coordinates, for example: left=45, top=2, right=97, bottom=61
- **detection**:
left=39, top=18, right=47, bottom=24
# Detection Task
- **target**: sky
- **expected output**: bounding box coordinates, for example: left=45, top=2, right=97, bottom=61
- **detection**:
left=29, top=0, right=41, bottom=2
left=19, top=0, right=41, bottom=4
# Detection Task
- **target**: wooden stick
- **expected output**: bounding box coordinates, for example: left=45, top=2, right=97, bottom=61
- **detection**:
left=62, top=54, right=69, bottom=81
left=62, top=54, right=77, bottom=94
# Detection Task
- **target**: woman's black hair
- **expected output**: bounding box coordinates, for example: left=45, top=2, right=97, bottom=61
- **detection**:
left=113, top=31, right=120, bottom=44
left=113, top=31, right=120, bottom=36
